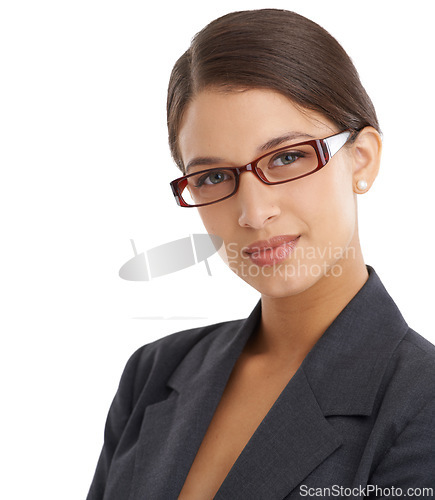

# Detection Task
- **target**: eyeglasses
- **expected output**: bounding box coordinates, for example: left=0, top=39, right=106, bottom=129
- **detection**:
left=170, top=129, right=355, bottom=207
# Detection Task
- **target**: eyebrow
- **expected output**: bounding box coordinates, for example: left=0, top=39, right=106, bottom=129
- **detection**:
left=257, top=132, right=314, bottom=152
left=185, top=131, right=314, bottom=173
left=186, top=156, right=225, bottom=173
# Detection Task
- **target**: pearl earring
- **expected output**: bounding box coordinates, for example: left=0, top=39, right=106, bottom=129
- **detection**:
left=357, top=179, right=368, bottom=192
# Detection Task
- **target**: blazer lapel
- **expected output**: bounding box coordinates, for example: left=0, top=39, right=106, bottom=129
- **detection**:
left=215, top=368, right=342, bottom=499
left=302, top=265, right=409, bottom=418
left=128, top=304, right=261, bottom=500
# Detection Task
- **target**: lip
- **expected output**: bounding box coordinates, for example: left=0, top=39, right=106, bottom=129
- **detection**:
left=243, top=234, right=300, bottom=267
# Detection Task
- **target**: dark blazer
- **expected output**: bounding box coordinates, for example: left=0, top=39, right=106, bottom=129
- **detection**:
left=88, top=267, right=435, bottom=499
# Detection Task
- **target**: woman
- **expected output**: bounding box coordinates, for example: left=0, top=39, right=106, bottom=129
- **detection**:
left=88, top=9, right=435, bottom=499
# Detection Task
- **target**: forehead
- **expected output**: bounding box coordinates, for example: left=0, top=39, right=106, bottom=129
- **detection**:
left=178, top=89, right=335, bottom=164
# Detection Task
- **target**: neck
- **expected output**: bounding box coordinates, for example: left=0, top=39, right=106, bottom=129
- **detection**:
left=248, top=244, right=368, bottom=367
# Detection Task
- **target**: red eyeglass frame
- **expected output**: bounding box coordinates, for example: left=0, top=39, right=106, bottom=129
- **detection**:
left=170, top=129, right=356, bottom=207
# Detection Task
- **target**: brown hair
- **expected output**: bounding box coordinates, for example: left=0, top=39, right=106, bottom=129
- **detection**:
left=167, top=8, right=380, bottom=173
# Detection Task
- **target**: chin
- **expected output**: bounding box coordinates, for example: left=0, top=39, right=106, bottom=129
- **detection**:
left=231, top=261, right=325, bottom=298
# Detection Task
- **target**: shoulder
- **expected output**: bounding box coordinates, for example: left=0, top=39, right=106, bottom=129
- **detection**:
left=119, top=317, right=245, bottom=402
left=374, top=326, right=435, bottom=434
left=132, top=316, right=245, bottom=366
left=401, top=326, right=435, bottom=359
left=389, top=327, right=435, bottom=390
left=368, top=328, right=435, bottom=487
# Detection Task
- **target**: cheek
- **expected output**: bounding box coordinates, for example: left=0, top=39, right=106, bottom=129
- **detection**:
left=197, top=206, right=229, bottom=237
left=197, top=206, right=239, bottom=266
left=293, top=161, right=356, bottom=241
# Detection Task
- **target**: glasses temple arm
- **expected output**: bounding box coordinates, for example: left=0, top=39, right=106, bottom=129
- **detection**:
left=324, top=130, right=352, bottom=158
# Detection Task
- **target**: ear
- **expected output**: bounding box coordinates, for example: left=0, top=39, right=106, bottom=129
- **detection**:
left=350, top=126, right=382, bottom=194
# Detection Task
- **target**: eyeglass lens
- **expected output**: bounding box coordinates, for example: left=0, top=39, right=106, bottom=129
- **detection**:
left=180, top=143, right=319, bottom=206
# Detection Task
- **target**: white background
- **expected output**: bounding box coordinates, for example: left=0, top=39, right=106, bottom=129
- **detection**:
left=1, top=1, right=434, bottom=498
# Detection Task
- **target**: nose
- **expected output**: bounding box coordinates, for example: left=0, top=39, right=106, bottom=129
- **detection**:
left=236, top=170, right=280, bottom=229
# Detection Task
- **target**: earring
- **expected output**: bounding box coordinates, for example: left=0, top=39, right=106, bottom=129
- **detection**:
left=356, top=179, right=368, bottom=192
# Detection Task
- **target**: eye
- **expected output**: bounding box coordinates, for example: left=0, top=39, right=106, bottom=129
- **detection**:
left=270, top=151, right=305, bottom=167
left=195, top=170, right=231, bottom=187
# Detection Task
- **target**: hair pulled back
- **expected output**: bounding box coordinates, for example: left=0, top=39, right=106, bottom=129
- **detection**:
left=167, top=8, right=380, bottom=172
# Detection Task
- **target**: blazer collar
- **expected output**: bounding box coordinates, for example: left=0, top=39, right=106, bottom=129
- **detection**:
left=129, top=266, right=409, bottom=499
left=301, top=265, right=409, bottom=416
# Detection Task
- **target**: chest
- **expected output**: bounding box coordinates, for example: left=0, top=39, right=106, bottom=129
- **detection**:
left=178, top=359, right=296, bottom=499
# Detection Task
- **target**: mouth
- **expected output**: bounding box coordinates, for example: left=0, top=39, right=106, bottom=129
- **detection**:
left=243, top=234, right=301, bottom=267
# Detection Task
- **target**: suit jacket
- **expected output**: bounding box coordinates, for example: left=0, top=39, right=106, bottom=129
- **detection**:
left=87, top=267, right=435, bottom=499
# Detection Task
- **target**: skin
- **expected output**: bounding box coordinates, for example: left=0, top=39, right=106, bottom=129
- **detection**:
left=178, top=87, right=382, bottom=373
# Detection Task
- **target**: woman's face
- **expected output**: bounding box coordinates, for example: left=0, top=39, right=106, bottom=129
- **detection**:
left=178, top=89, right=360, bottom=298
